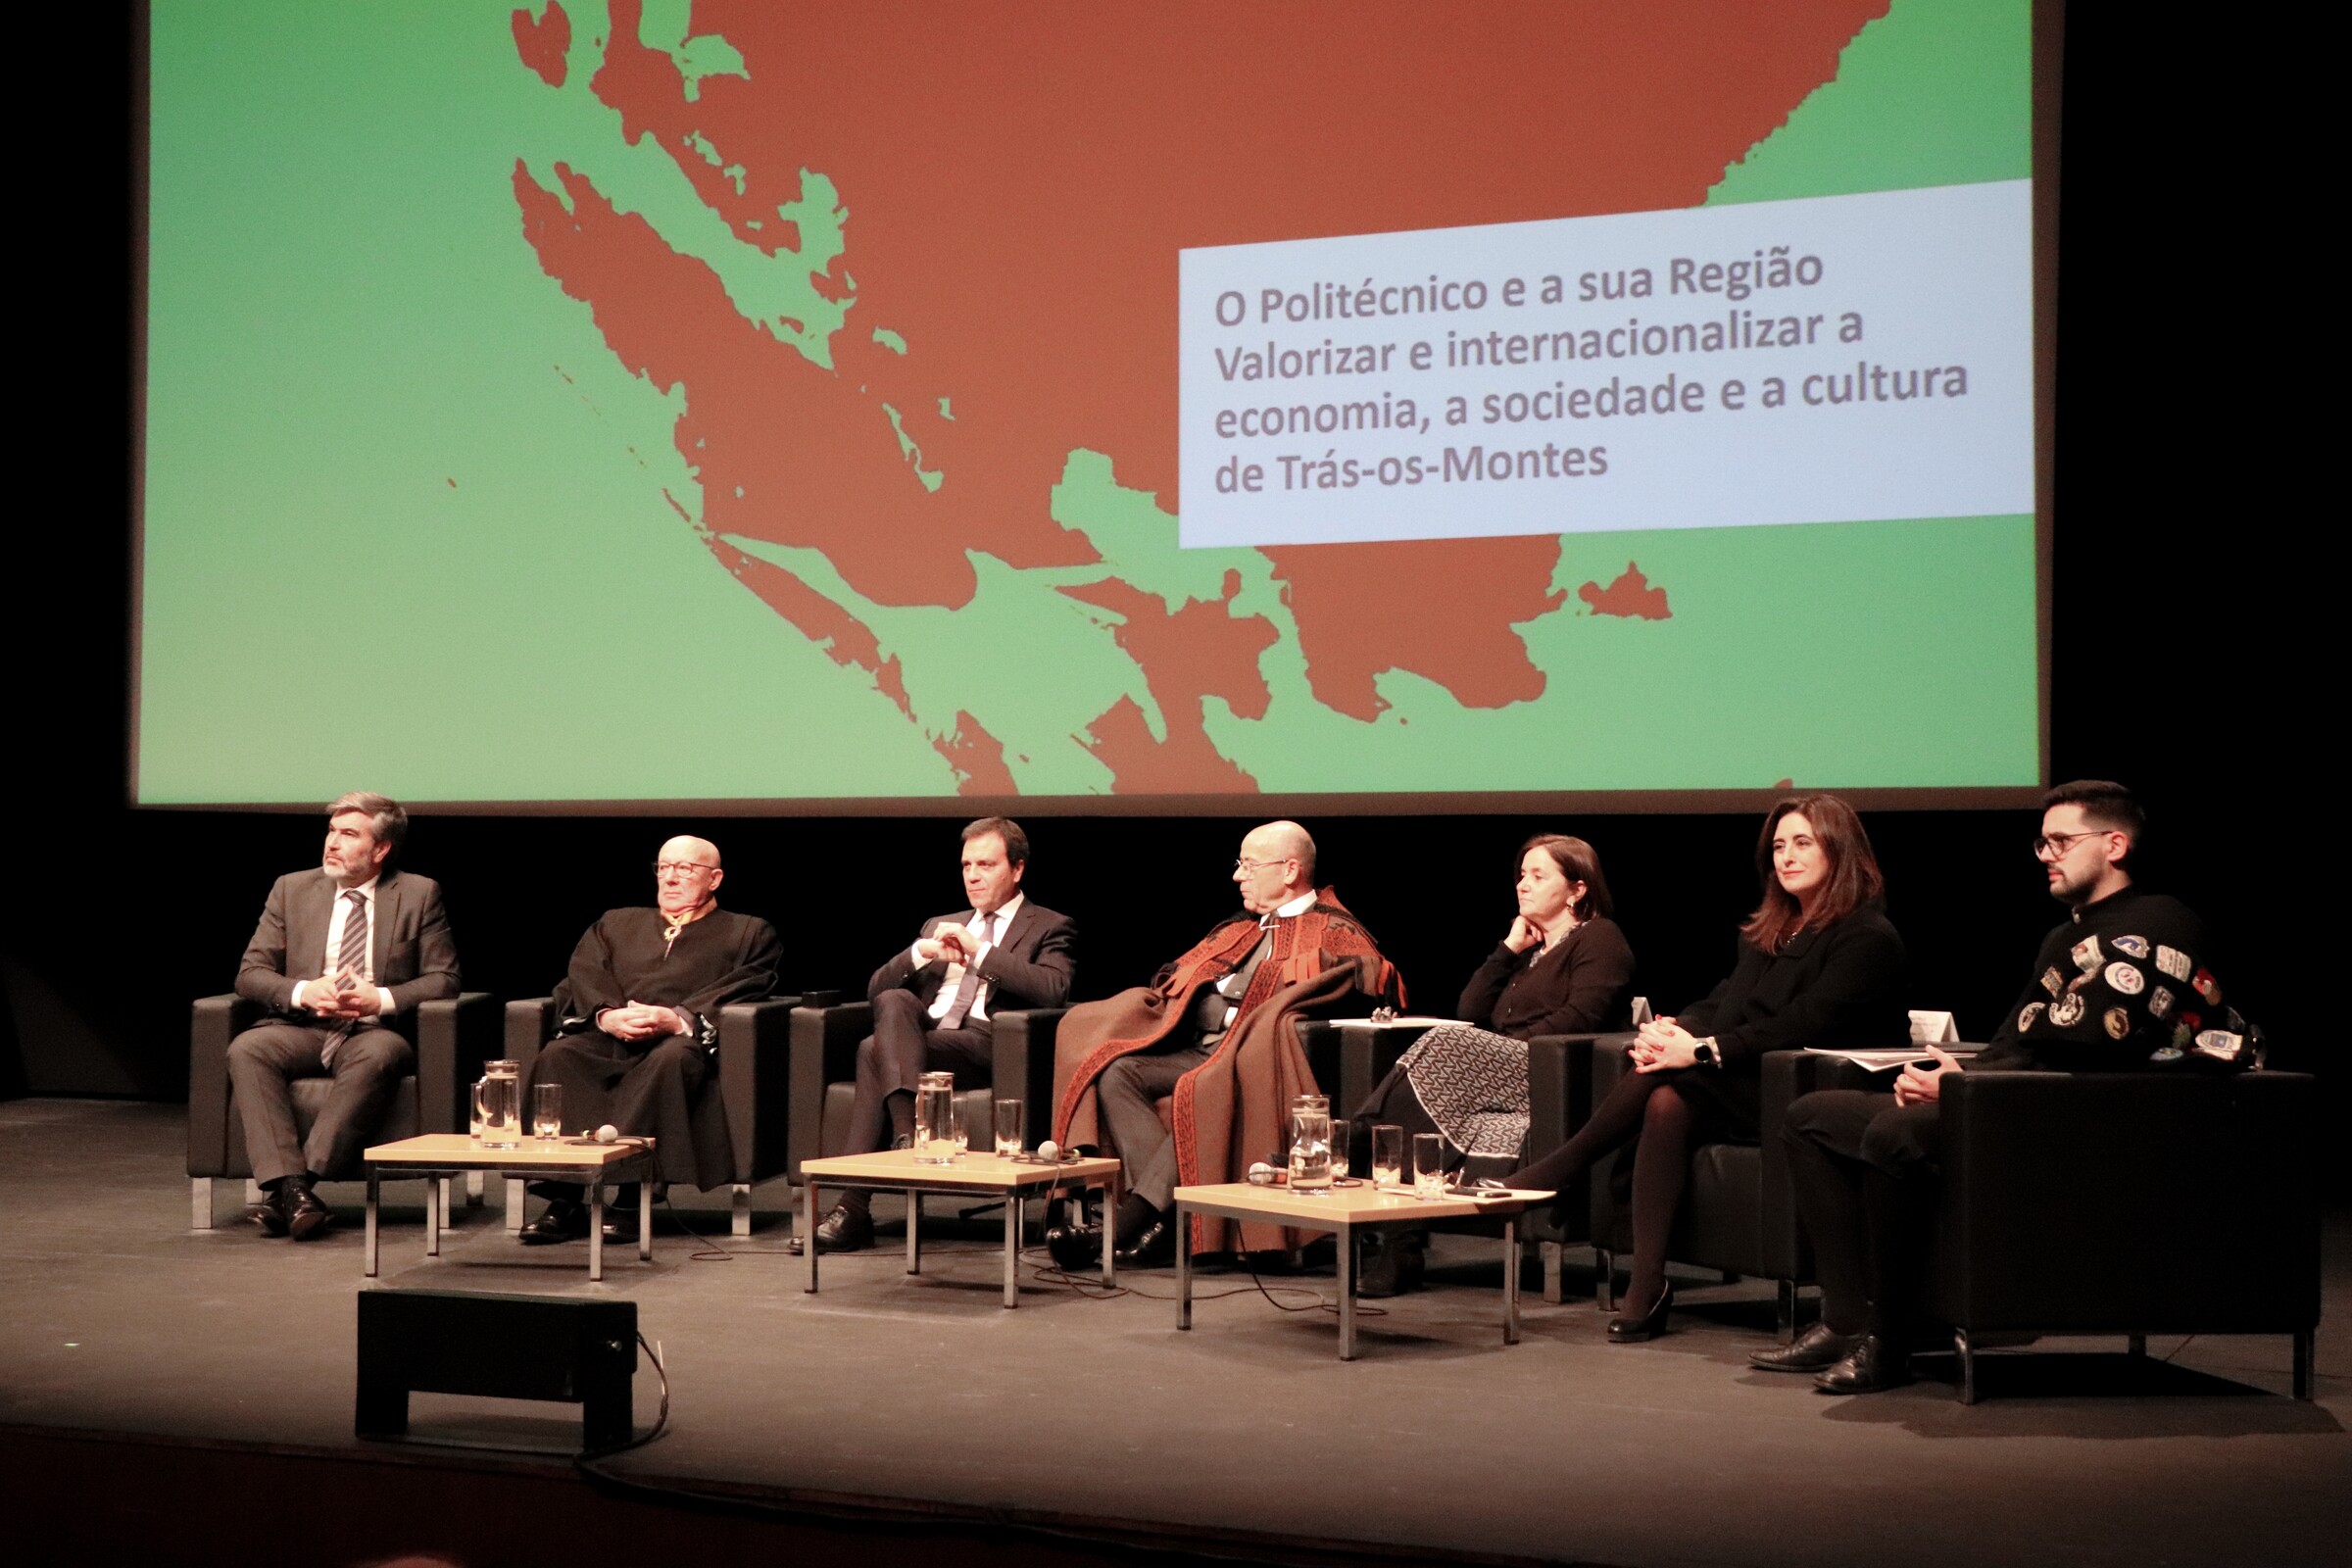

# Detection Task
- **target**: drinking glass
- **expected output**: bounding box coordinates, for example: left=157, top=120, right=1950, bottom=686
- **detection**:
left=532, top=1083, right=563, bottom=1143
left=1371, top=1124, right=1404, bottom=1191
left=949, top=1095, right=970, bottom=1159
left=1330, top=1120, right=1351, bottom=1181
left=913, top=1071, right=954, bottom=1163
left=1289, top=1103, right=1333, bottom=1193
left=994, top=1098, right=1025, bottom=1157
left=1412, top=1133, right=1447, bottom=1201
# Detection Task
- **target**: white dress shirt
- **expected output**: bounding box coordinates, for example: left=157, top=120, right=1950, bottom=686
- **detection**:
left=917, top=892, right=1025, bottom=1025
left=291, top=876, right=394, bottom=1018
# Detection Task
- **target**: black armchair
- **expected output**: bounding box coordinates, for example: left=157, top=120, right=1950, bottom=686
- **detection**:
left=504, top=991, right=825, bottom=1236
left=1302, top=1021, right=1603, bottom=1301
left=186, top=991, right=500, bottom=1229
left=786, top=1002, right=1069, bottom=1179
left=1928, top=1069, right=2321, bottom=1402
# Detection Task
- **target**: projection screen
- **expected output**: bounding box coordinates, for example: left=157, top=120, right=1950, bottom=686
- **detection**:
left=136, top=0, right=2048, bottom=809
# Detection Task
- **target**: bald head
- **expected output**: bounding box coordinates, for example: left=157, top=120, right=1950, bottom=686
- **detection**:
left=661, top=835, right=720, bottom=867
left=654, top=836, right=724, bottom=916
left=1234, top=820, right=1317, bottom=914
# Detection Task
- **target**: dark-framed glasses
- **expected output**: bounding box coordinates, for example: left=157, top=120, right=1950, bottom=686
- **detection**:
left=654, top=860, right=718, bottom=878
left=1234, top=856, right=1294, bottom=874
left=2031, top=830, right=2112, bottom=860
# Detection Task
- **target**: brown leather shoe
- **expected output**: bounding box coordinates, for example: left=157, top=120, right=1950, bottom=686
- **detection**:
left=1750, top=1321, right=1859, bottom=1374
left=287, top=1184, right=333, bottom=1242
left=248, top=1186, right=292, bottom=1238
left=1815, top=1333, right=1914, bottom=1395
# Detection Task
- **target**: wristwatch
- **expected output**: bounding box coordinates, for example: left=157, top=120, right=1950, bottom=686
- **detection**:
left=1691, top=1038, right=1722, bottom=1068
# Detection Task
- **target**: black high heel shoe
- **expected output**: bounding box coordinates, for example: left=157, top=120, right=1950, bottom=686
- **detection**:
left=1605, top=1282, right=1674, bottom=1343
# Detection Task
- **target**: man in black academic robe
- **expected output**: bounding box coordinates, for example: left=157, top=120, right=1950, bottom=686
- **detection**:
left=521, top=835, right=782, bottom=1244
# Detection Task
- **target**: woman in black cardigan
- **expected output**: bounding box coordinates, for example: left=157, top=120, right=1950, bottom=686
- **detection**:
left=1354, top=833, right=1636, bottom=1171
left=1348, top=834, right=1634, bottom=1295
left=1501, top=794, right=1908, bottom=1341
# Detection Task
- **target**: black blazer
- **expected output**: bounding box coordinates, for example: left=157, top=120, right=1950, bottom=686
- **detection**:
left=1677, top=898, right=1908, bottom=1068
left=866, top=899, right=1076, bottom=1016
left=234, top=865, right=462, bottom=1024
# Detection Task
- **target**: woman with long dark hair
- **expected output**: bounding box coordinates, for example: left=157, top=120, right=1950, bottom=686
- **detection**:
left=1499, top=795, right=1907, bottom=1341
left=1348, top=834, right=1635, bottom=1294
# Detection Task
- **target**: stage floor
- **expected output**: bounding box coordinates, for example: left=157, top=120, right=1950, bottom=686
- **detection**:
left=4, top=1098, right=2349, bottom=1567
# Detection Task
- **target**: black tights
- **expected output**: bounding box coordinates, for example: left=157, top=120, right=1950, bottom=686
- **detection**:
left=1504, top=1069, right=1699, bottom=1318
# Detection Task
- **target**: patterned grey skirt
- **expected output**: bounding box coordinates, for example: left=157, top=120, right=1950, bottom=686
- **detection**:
left=1392, top=1023, right=1530, bottom=1159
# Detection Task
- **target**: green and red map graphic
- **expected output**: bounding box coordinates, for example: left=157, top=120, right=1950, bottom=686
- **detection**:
left=140, top=0, right=2034, bottom=804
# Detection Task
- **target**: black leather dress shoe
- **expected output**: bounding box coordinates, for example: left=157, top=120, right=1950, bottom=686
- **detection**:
left=249, top=1186, right=292, bottom=1238
left=1605, top=1282, right=1674, bottom=1343
left=1114, top=1215, right=1178, bottom=1269
left=788, top=1203, right=872, bottom=1255
left=1045, top=1221, right=1104, bottom=1272
left=1814, top=1332, right=1913, bottom=1395
left=287, top=1184, right=333, bottom=1242
left=1750, top=1321, right=1859, bottom=1374
left=520, top=1199, right=591, bottom=1245
left=1355, top=1231, right=1425, bottom=1298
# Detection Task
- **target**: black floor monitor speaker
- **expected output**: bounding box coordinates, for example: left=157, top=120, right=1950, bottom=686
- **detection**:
left=356, top=1288, right=637, bottom=1451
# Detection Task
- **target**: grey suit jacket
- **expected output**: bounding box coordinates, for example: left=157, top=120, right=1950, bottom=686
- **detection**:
left=866, top=900, right=1076, bottom=1017
left=234, top=865, right=463, bottom=1024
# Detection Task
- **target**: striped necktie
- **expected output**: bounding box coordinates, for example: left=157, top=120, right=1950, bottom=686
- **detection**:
left=321, top=889, right=369, bottom=1065
left=937, top=910, right=997, bottom=1029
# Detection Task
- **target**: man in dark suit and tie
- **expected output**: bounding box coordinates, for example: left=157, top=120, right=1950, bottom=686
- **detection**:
left=227, top=792, right=461, bottom=1240
left=800, top=817, right=1078, bottom=1253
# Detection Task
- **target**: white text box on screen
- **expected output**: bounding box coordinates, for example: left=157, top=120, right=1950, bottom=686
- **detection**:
left=1178, top=180, right=2034, bottom=549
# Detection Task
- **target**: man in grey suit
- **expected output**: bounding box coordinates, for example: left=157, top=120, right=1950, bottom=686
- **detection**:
left=227, top=792, right=461, bottom=1239
left=799, top=817, right=1077, bottom=1253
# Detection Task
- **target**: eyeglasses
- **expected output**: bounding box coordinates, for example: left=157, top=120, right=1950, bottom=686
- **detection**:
left=2031, top=830, right=2112, bottom=860
left=1234, top=857, right=1295, bottom=874
left=654, top=860, right=719, bottom=878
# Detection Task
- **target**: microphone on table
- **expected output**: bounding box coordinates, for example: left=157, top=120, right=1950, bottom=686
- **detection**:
left=1247, top=1160, right=1281, bottom=1186
left=594, top=1124, right=621, bottom=1144
left=1035, top=1139, right=1060, bottom=1162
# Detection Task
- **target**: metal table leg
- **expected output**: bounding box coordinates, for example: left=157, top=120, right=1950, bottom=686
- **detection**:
left=639, top=1176, right=654, bottom=1262
left=365, top=1167, right=380, bottom=1278
left=1502, top=1216, right=1521, bottom=1346
left=1176, top=1202, right=1193, bottom=1330
left=1003, top=1193, right=1019, bottom=1308
left=1102, top=1168, right=1120, bottom=1287
left=906, top=1191, right=922, bottom=1274
left=804, top=1179, right=820, bottom=1294
left=1337, top=1224, right=1356, bottom=1361
left=588, top=1183, right=606, bottom=1283
left=424, top=1171, right=442, bottom=1258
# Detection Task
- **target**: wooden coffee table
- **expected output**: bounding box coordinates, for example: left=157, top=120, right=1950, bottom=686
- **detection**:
left=1171, top=1180, right=1554, bottom=1359
left=798, top=1148, right=1124, bottom=1307
left=363, top=1133, right=658, bottom=1282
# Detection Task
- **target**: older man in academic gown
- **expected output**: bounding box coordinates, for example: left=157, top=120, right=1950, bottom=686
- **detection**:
left=1046, top=821, right=1402, bottom=1267
left=521, top=836, right=782, bottom=1244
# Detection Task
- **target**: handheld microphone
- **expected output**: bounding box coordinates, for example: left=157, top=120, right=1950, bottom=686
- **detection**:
left=1035, top=1138, right=1060, bottom=1162
left=1247, top=1160, right=1280, bottom=1186
left=594, top=1124, right=620, bottom=1144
